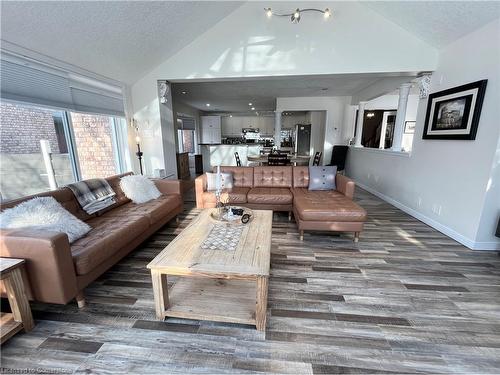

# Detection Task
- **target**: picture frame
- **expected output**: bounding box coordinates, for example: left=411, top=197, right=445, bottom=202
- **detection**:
left=404, top=121, right=415, bottom=134
left=422, top=79, right=487, bottom=140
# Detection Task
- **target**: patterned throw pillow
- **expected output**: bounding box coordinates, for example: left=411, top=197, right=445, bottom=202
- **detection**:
left=206, top=172, right=234, bottom=191
left=308, top=166, right=337, bottom=191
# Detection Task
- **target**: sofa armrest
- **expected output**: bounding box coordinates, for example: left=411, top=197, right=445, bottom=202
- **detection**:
left=153, top=179, right=182, bottom=196
left=336, top=174, right=355, bottom=199
left=194, top=174, right=207, bottom=209
left=0, top=229, right=78, bottom=304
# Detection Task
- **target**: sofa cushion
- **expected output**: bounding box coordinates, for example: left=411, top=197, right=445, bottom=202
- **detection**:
left=292, top=166, right=309, bottom=188
left=106, top=194, right=182, bottom=225
left=71, top=210, right=150, bottom=275
left=247, top=187, right=293, bottom=205
left=293, top=188, right=367, bottom=222
left=253, top=166, right=292, bottom=188
left=202, top=187, right=250, bottom=205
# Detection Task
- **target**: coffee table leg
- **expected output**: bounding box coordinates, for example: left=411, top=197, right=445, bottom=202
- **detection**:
left=256, top=276, right=268, bottom=331
left=4, top=268, right=34, bottom=332
left=151, top=270, right=169, bottom=320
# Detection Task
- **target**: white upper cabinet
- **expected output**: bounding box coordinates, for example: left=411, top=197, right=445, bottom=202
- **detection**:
left=221, top=116, right=274, bottom=137
left=201, top=116, right=221, bottom=143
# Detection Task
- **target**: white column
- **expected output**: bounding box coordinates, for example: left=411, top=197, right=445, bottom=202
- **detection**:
left=40, top=140, right=58, bottom=190
left=274, top=111, right=282, bottom=149
left=391, top=83, right=412, bottom=152
left=354, top=101, right=367, bottom=147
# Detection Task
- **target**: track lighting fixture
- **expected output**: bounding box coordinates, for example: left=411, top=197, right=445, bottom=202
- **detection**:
left=264, top=7, right=332, bottom=24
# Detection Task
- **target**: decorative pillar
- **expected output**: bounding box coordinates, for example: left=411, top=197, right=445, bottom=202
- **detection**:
left=274, top=111, right=282, bottom=149
left=391, top=83, right=412, bottom=152
left=354, top=101, right=367, bottom=147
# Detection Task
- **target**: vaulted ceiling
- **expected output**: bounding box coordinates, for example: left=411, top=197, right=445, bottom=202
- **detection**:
left=1, top=1, right=499, bottom=85
left=0, top=1, right=242, bottom=83
left=364, top=1, right=500, bottom=48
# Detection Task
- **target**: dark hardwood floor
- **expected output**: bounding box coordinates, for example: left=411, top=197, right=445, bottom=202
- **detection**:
left=2, top=188, right=500, bottom=374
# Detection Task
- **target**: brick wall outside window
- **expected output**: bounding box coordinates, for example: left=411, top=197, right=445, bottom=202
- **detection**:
left=0, top=102, right=61, bottom=154
left=71, top=112, right=118, bottom=180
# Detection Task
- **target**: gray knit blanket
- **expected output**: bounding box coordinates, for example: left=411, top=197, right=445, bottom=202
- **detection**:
left=67, top=178, right=116, bottom=215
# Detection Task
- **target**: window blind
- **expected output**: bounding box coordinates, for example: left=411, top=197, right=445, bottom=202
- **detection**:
left=0, top=53, right=125, bottom=117
left=178, top=116, right=196, bottom=130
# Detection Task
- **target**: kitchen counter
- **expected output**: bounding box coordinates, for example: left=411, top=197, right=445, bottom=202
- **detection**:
left=199, top=144, right=263, bottom=171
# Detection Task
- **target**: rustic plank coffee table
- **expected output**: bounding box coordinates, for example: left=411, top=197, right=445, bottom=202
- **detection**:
left=147, top=209, right=272, bottom=330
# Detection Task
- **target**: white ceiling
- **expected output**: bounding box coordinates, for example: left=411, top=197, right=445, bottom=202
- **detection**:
left=0, top=1, right=242, bottom=83
left=364, top=1, right=500, bottom=48
left=1, top=1, right=498, bottom=85
left=172, top=73, right=417, bottom=113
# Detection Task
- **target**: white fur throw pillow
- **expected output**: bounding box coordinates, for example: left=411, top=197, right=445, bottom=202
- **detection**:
left=120, top=175, right=161, bottom=204
left=0, top=196, right=91, bottom=243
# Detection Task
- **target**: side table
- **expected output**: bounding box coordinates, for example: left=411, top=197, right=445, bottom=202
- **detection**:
left=1, top=258, right=34, bottom=344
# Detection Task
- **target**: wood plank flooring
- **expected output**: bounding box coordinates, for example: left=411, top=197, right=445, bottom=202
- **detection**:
left=2, top=188, right=500, bottom=374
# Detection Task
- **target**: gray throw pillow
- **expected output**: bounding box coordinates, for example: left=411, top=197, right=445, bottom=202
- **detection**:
left=308, top=166, right=337, bottom=191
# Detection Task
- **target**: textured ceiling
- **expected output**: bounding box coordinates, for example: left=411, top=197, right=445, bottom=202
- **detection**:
left=0, top=1, right=242, bottom=83
left=363, top=1, right=500, bottom=48
left=172, top=73, right=417, bottom=113
left=1, top=1, right=498, bottom=85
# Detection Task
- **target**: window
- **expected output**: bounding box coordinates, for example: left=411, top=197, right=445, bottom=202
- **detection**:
left=355, top=109, right=397, bottom=149
left=0, top=102, right=74, bottom=200
left=176, top=116, right=197, bottom=154
left=0, top=101, right=130, bottom=201
left=177, top=129, right=195, bottom=154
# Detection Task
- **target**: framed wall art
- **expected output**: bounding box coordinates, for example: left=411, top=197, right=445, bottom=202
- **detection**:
left=422, top=80, right=487, bottom=140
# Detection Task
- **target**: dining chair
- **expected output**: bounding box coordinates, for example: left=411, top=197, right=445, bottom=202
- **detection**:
left=234, top=152, right=241, bottom=166
left=328, top=145, right=348, bottom=172
left=312, top=151, right=322, bottom=166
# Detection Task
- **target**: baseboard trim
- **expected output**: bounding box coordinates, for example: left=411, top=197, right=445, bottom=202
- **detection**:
left=355, top=181, right=500, bottom=251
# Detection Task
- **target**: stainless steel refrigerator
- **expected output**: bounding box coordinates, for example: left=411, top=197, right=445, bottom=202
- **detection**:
left=295, top=124, right=311, bottom=156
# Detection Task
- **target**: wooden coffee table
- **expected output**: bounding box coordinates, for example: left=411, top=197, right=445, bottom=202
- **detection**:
left=147, top=209, right=272, bottom=330
left=1, top=258, right=34, bottom=344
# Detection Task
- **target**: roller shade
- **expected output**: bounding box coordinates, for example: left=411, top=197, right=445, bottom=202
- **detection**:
left=178, top=116, right=196, bottom=130
left=1, top=54, right=125, bottom=117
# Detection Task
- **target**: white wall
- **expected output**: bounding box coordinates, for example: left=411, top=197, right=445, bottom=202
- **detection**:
left=277, top=96, right=351, bottom=166
left=346, top=19, right=500, bottom=250
left=129, top=1, right=438, bottom=177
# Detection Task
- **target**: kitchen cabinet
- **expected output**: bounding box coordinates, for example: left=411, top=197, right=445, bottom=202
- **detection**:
left=221, top=116, right=274, bottom=137
left=201, top=116, right=221, bottom=144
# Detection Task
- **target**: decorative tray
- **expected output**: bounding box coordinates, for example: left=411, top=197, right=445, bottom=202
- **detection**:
left=210, top=206, right=253, bottom=225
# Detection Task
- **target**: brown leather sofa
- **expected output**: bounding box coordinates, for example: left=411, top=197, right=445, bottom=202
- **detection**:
left=195, top=166, right=367, bottom=241
left=0, top=172, right=183, bottom=307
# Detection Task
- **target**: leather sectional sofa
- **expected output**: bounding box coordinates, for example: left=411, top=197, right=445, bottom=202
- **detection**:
left=195, top=166, right=367, bottom=241
left=0, top=172, right=183, bottom=307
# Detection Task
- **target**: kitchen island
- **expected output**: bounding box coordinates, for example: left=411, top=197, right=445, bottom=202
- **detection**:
left=199, top=144, right=264, bottom=171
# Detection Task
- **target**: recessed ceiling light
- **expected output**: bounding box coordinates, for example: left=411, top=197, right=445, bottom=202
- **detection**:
left=206, top=103, right=210, bottom=107
left=248, top=102, right=253, bottom=106
left=181, top=91, right=187, bottom=94
left=230, top=115, right=233, bottom=117
left=251, top=107, right=255, bottom=110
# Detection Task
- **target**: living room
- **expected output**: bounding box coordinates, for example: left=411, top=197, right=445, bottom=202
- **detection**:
left=1, top=1, right=500, bottom=374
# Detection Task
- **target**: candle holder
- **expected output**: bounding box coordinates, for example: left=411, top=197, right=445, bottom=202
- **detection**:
left=135, top=136, right=144, bottom=175
left=215, top=190, right=231, bottom=220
